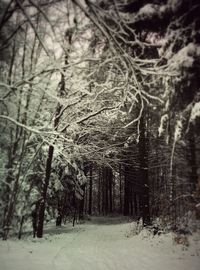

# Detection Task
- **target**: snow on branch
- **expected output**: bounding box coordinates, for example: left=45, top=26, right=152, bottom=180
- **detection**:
left=60, top=105, right=120, bottom=132
left=190, top=102, right=200, bottom=122
left=0, top=115, right=59, bottom=136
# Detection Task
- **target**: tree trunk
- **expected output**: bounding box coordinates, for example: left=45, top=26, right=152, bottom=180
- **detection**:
left=37, top=145, right=54, bottom=238
left=109, top=168, right=113, bottom=213
left=123, top=165, right=130, bottom=216
left=79, top=184, right=86, bottom=220
left=138, top=115, right=150, bottom=226
left=188, top=124, right=198, bottom=191
left=18, top=215, right=25, bottom=240
left=36, top=45, right=69, bottom=236
left=88, top=164, right=93, bottom=215
left=105, top=168, right=109, bottom=215
left=98, top=169, right=101, bottom=214
left=102, top=167, right=105, bottom=214
left=119, top=165, right=123, bottom=214
left=134, top=193, right=138, bottom=216
left=3, top=138, right=26, bottom=240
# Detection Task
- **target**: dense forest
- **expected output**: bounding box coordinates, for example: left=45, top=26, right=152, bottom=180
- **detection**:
left=0, top=0, right=200, bottom=242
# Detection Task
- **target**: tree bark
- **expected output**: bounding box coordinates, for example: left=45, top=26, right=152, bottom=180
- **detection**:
left=37, top=145, right=54, bottom=237
left=123, top=165, right=130, bottom=216
left=88, top=163, right=93, bottom=215
left=119, top=165, right=123, bottom=214
left=188, top=124, right=198, bottom=191
left=108, top=168, right=113, bottom=213
left=138, top=115, right=151, bottom=226
left=98, top=169, right=101, bottom=214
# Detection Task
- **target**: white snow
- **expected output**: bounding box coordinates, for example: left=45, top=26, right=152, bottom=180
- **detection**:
left=174, top=119, right=183, bottom=141
left=138, top=4, right=158, bottom=18
left=0, top=217, right=200, bottom=270
left=190, top=102, right=200, bottom=122
left=168, top=43, right=200, bottom=70
left=158, top=114, right=168, bottom=136
left=167, top=0, right=182, bottom=12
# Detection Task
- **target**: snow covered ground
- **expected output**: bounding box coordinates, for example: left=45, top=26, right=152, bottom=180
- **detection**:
left=0, top=216, right=200, bottom=270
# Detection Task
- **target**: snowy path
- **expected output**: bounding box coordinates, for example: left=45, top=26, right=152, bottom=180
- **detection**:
left=0, top=217, right=200, bottom=270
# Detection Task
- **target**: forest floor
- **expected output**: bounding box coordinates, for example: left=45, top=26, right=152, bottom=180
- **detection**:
left=0, top=216, right=200, bottom=270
